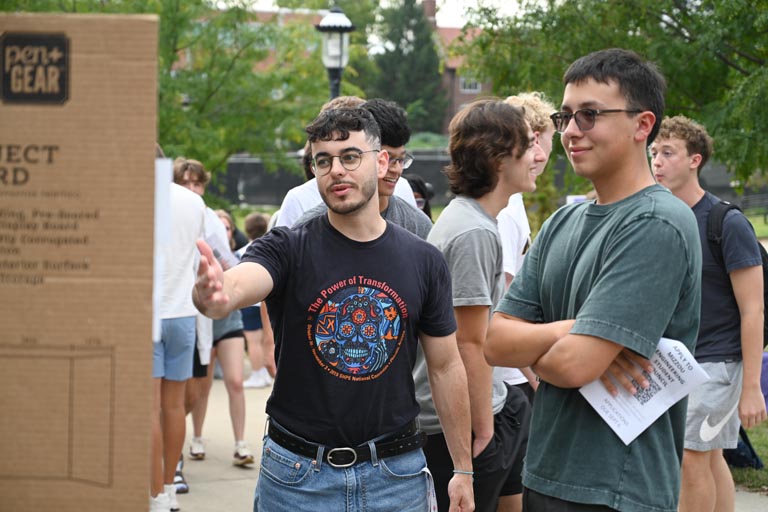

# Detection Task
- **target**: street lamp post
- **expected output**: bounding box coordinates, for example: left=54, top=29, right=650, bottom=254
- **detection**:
left=315, top=6, right=355, bottom=100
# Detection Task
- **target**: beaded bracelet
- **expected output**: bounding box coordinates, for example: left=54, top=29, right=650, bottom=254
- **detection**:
left=452, top=469, right=474, bottom=476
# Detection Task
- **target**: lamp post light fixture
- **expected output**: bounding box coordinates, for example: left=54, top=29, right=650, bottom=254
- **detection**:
left=315, top=6, right=355, bottom=100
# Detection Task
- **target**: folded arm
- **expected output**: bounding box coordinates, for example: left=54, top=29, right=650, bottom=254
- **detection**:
left=533, top=334, right=627, bottom=388
left=485, top=312, right=574, bottom=368
left=486, top=312, right=638, bottom=389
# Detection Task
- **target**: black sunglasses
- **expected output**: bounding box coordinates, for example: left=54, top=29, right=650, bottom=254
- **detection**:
left=550, top=108, right=642, bottom=133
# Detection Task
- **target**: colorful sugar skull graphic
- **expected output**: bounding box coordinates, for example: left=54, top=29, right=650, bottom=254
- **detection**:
left=312, top=286, right=403, bottom=378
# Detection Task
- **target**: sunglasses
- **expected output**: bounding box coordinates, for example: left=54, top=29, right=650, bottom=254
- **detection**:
left=550, top=108, right=642, bottom=133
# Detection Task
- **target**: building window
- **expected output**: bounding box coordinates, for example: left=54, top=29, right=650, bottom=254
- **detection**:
left=459, top=76, right=481, bottom=93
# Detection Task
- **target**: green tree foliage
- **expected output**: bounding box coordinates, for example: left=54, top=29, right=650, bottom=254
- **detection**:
left=1, top=0, right=341, bottom=184
left=369, top=0, right=447, bottom=133
left=276, top=0, right=378, bottom=101
left=157, top=0, right=333, bottom=182
left=455, top=0, right=768, bottom=187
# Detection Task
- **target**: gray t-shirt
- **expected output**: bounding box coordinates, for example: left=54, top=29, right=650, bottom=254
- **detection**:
left=497, top=184, right=701, bottom=512
left=294, top=195, right=432, bottom=240
left=413, top=196, right=508, bottom=434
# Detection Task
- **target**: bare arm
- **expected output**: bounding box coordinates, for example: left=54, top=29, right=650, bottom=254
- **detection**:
left=533, top=334, right=626, bottom=388
left=193, top=239, right=274, bottom=319
left=731, top=265, right=768, bottom=429
left=486, top=311, right=632, bottom=388
left=485, top=311, right=574, bottom=368
left=454, top=305, right=494, bottom=456
left=420, top=331, right=474, bottom=512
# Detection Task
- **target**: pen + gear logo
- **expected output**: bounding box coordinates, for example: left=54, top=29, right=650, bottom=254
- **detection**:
left=0, top=32, right=69, bottom=104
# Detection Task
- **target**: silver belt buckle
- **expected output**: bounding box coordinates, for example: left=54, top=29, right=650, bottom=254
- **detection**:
left=327, top=447, right=357, bottom=468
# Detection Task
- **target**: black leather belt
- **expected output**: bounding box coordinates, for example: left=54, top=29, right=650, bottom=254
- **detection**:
left=267, top=420, right=426, bottom=469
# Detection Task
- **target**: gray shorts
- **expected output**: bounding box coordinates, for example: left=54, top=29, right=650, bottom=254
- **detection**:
left=684, top=361, right=742, bottom=451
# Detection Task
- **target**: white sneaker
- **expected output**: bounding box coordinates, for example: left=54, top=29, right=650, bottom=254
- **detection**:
left=259, top=367, right=274, bottom=386
left=243, top=372, right=268, bottom=389
left=243, top=373, right=263, bottom=389
left=233, top=440, right=254, bottom=466
left=149, top=492, right=171, bottom=512
left=189, top=437, right=206, bottom=460
left=164, top=484, right=180, bottom=512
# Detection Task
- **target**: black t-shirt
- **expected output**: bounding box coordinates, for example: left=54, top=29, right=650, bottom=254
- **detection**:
left=242, top=215, right=456, bottom=446
left=694, top=192, right=762, bottom=362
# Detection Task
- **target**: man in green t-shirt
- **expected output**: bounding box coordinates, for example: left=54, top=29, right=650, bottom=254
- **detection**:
left=486, top=49, right=702, bottom=512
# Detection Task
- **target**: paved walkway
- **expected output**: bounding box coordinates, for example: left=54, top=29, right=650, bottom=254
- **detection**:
left=176, top=378, right=768, bottom=512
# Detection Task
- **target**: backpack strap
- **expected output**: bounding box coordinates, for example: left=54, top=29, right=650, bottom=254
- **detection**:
left=706, top=200, right=741, bottom=269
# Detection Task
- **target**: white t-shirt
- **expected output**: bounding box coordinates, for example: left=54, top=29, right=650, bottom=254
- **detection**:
left=158, top=184, right=206, bottom=320
left=497, top=193, right=531, bottom=277
left=275, top=176, right=417, bottom=228
left=496, top=193, right=532, bottom=386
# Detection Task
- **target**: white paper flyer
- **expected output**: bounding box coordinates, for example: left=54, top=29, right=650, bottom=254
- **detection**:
left=579, top=337, right=709, bottom=445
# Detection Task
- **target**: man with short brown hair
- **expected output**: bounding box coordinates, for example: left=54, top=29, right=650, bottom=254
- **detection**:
left=651, top=115, right=766, bottom=512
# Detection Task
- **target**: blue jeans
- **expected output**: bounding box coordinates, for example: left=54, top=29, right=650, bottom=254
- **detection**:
left=254, top=435, right=433, bottom=511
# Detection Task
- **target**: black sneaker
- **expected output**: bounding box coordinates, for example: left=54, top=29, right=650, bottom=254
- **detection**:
left=174, top=455, right=189, bottom=494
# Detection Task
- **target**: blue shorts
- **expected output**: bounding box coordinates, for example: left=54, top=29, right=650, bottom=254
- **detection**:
left=241, top=304, right=262, bottom=331
left=153, top=316, right=196, bottom=381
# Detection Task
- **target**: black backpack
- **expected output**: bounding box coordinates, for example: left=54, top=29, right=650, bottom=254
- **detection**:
left=723, top=426, right=765, bottom=469
left=706, top=200, right=768, bottom=348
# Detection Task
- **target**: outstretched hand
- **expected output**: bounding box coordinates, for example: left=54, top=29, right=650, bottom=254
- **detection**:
left=195, top=239, right=230, bottom=308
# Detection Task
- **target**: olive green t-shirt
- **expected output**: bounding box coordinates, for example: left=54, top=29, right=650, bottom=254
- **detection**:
left=496, top=185, right=701, bottom=512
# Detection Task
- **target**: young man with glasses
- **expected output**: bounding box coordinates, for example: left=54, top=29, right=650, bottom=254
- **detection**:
left=414, top=98, right=545, bottom=512
left=650, top=116, right=766, bottom=512
left=274, top=97, right=417, bottom=229
left=295, top=98, right=432, bottom=240
left=486, top=48, right=702, bottom=512
left=194, top=107, right=474, bottom=511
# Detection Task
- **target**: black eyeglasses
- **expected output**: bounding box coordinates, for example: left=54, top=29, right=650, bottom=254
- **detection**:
left=550, top=108, right=643, bottom=133
left=312, top=149, right=379, bottom=175
left=388, top=153, right=414, bottom=170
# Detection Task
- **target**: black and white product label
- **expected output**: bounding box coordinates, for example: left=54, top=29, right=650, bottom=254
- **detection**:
left=0, top=32, right=69, bottom=104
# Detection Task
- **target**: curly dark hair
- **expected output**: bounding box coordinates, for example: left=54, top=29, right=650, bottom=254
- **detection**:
left=362, top=98, right=411, bottom=148
left=445, top=99, right=529, bottom=198
left=305, top=107, right=381, bottom=151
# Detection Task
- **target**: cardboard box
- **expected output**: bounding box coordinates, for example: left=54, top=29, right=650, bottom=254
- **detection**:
left=0, top=13, right=157, bottom=511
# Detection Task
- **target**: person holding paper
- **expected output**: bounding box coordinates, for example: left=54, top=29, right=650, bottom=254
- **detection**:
left=485, top=49, right=702, bottom=512
left=650, top=115, right=767, bottom=512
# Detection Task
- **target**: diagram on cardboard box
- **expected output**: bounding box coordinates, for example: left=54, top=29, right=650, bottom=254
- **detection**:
left=0, top=344, right=115, bottom=486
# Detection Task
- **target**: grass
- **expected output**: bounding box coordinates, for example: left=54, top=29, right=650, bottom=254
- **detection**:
left=746, top=212, right=768, bottom=239
left=732, top=419, right=768, bottom=494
